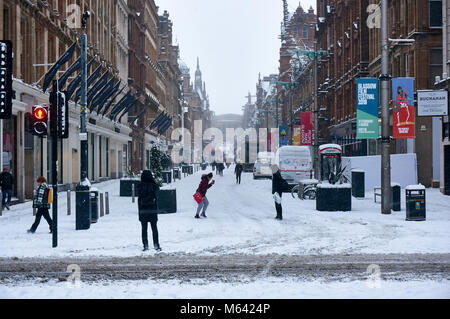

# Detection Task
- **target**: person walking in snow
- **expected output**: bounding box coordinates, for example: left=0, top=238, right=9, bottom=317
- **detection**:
left=0, top=168, right=14, bottom=210
left=217, top=162, right=225, bottom=176
left=235, top=162, right=243, bottom=184
left=138, top=170, right=161, bottom=252
left=271, top=164, right=289, bottom=220
left=28, top=176, right=52, bottom=234
left=194, top=172, right=215, bottom=218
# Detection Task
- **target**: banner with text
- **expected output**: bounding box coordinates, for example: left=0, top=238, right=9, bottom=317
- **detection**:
left=300, top=112, right=313, bottom=145
left=279, top=126, right=289, bottom=147
left=356, top=78, right=379, bottom=139
left=392, top=77, right=415, bottom=139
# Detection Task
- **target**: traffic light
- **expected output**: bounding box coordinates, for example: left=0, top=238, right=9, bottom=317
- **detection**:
left=0, top=40, right=13, bottom=119
left=31, top=105, right=49, bottom=137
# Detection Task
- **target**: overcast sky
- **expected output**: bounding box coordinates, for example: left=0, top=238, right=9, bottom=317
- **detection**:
left=158, top=0, right=317, bottom=116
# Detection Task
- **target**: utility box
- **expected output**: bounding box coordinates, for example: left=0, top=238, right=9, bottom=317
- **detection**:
left=405, top=185, right=426, bottom=221
left=391, top=184, right=401, bottom=212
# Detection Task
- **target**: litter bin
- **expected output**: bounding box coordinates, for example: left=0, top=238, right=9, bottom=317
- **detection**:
left=90, top=190, right=99, bottom=223
left=75, top=184, right=91, bottom=230
left=188, top=165, right=193, bottom=175
left=162, top=171, right=172, bottom=184
left=351, top=170, right=365, bottom=198
left=405, top=185, right=426, bottom=221
left=157, top=188, right=177, bottom=214
left=201, top=163, right=207, bottom=170
left=391, top=183, right=401, bottom=211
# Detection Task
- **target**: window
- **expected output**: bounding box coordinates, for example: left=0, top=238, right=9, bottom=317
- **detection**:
left=430, top=48, right=443, bottom=87
left=302, top=26, right=308, bottom=39
left=430, top=0, right=442, bottom=28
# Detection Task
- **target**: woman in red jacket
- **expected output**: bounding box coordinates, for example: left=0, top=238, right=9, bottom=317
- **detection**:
left=195, top=172, right=215, bottom=218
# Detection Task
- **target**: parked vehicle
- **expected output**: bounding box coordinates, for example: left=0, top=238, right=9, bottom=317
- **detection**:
left=253, top=152, right=275, bottom=179
left=274, top=146, right=313, bottom=187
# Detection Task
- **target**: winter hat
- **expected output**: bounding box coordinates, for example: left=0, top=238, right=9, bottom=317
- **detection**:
left=206, top=173, right=213, bottom=178
left=270, top=164, right=279, bottom=174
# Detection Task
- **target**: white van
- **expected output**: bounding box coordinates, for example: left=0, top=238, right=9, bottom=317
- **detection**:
left=253, top=152, right=275, bottom=179
left=275, top=146, right=313, bottom=185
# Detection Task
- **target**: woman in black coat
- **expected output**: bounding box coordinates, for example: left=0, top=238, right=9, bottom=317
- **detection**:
left=138, top=170, right=161, bottom=251
left=271, top=164, right=289, bottom=220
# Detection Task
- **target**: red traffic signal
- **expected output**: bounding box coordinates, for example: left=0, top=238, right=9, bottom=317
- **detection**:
left=32, top=105, right=48, bottom=136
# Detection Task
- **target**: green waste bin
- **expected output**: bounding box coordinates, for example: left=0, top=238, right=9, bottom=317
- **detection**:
left=405, top=185, right=426, bottom=221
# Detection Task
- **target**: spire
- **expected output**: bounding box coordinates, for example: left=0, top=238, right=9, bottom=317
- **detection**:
left=197, top=57, right=200, bottom=70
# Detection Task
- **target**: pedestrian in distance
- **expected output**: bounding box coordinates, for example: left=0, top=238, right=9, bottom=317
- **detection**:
left=138, top=170, right=161, bottom=252
left=194, top=172, right=215, bottom=218
left=28, top=176, right=52, bottom=234
left=235, top=162, right=243, bottom=184
left=271, top=164, right=289, bottom=220
left=0, top=167, right=14, bottom=210
left=218, top=162, right=225, bottom=176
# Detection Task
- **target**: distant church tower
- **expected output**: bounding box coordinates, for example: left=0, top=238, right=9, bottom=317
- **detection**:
left=195, top=57, right=202, bottom=92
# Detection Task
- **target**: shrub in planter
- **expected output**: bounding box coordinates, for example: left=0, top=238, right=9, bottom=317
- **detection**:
left=316, top=183, right=352, bottom=212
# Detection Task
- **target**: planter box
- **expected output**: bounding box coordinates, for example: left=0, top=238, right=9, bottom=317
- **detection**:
left=157, top=189, right=177, bottom=214
left=316, top=184, right=352, bottom=211
left=120, top=179, right=140, bottom=197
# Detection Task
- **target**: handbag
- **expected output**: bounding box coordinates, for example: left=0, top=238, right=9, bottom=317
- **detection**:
left=193, top=191, right=204, bottom=204
left=273, top=192, right=282, bottom=204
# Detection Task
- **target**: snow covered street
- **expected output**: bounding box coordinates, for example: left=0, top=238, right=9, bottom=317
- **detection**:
left=0, top=166, right=449, bottom=298
left=0, top=166, right=449, bottom=258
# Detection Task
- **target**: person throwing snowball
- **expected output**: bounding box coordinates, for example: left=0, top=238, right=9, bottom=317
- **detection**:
left=194, top=172, right=215, bottom=218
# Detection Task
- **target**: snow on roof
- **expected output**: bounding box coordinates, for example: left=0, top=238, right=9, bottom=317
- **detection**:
left=178, top=59, right=190, bottom=74
left=319, top=144, right=342, bottom=153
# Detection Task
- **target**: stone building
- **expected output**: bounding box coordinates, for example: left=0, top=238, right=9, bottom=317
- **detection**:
left=276, top=2, right=316, bottom=141
left=0, top=0, right=132, bottom=202
left=435, top=0, right=450, bottom=195
left=315, top=0, right=370, bottom=156
left=367, top=0, right=442, bottom=187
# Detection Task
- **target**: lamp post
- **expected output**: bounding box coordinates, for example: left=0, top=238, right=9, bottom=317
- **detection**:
left=75, top=11, right=92, bottom=230
left=380, top=0, right=391, bottom=214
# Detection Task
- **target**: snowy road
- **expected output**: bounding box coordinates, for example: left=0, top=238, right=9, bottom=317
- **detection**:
left=1, top=166, right=449, bottom=297
left=0, top=253, right=449, bottom=283
left=1, top=165, right=449, bottom=258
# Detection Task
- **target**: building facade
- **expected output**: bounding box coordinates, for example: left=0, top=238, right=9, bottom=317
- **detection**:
left=0, top=0, right=132, bottom=202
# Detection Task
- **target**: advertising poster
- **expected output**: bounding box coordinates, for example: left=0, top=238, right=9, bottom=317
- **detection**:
left=293, top=125, right=301, bottom=146
left=300, top=112, right=313, bottom=145
left=279, top=126, right=289, bottom=146
left=392, top=78, right=415, bottom=139
left=356, top=78, right=379, bottom=139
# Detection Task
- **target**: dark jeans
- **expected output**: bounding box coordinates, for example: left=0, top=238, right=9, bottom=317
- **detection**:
left=275, top=192, right=282, bottom=219
left=30, top=208, right=52, bottom=232
left=141, top=220, right=159, bottom=248
left=236, top=173, right=241, bottom=184
left=2, top=189, right=12, bottom=208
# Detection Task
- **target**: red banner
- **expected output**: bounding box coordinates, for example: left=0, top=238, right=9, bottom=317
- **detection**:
left=300, top=112, right=313, bottom=146
left=392, top=78, right=415, bottom=139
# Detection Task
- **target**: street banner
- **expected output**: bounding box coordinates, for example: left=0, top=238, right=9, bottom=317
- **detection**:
left=300, top=112, right=313, bottom=145
left=356, top=78, right=379, bottom=139
left=392, top=78, right=415, bottom=139
left=293, top=125, right=301, bottom=146
left=417, top=90, right=448, bottom=116
left=279, top=126, right=289, bottom=146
